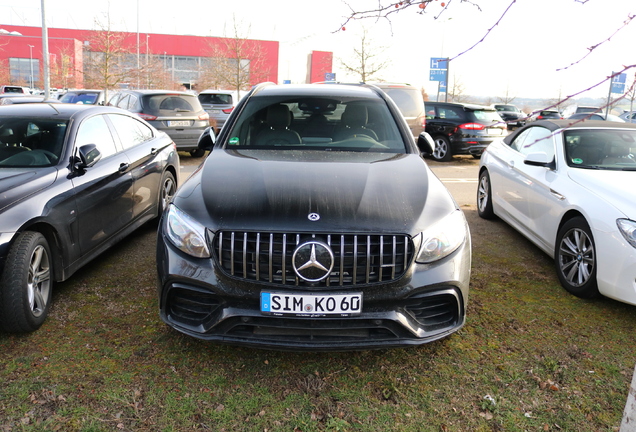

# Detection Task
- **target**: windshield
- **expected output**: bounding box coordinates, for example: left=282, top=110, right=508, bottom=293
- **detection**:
left=495, top=105, right=518, bottom=112
left=225, top=95, right=407, bottom=153
left=0, top=118, right=68, bottom=167
left=60, top=92, right=99, bottom=104
left=470, top=109, right=502, bottom=123
left=564, top=129, right=636, bottom=170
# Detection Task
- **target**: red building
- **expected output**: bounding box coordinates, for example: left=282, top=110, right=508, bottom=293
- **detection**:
left=0, top=25, right=334, bottom=91
left=0, top=24, right=283, bottom=90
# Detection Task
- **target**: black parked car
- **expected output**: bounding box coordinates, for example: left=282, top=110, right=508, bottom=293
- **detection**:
left=157, top=83, right=471, bottom=351
left=0, top=104, right=179, bottom=333
left=108, top=90, right=209, bottom=157
left=492, top=104, right=526, bottom=129
left=425, top=101, right=506, bottom=162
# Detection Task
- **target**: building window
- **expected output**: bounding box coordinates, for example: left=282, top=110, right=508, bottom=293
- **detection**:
left=9, top=58, right=39, bottom=86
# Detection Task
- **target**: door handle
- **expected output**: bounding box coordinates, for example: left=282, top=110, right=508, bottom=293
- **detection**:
left=151, top=148, right=158, bottom=155
left=118, top=162, right=129, bottom=173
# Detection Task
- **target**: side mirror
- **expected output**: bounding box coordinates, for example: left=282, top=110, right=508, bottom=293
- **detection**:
left=524, top=152, right=555, bottom=169
left=197, top=127, right=216, bottom=151
left=417, top=132, right=435, bottom=156
left=76, top=144, right=102, bottom=169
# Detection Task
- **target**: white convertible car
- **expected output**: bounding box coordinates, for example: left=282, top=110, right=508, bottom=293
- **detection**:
left=477, top=119, right=636, bottom=304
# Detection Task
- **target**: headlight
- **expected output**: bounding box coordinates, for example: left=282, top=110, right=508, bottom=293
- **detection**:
left=165, top=204, right=210, bottom=258
left=416, top=210, right=468, bottom=263
left=617, top=219, right=636, bottom=249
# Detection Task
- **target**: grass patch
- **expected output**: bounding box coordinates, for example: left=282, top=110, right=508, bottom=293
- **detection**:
left=1, top=209, right=635, bottom=431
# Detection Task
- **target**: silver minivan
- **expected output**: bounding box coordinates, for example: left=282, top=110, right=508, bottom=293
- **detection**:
left=197, top=90, right=247, bottom=133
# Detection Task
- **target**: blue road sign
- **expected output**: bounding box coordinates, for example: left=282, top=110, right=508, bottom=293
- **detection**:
left=430, top=57, right=448, bottom=70
left=430, top=69, right=447, bottom=82
left=611, top=72, right=627, bottom=94
left=325, top=73, right=336, bottom=81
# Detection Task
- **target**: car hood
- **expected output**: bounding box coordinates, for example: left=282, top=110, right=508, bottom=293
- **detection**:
left=0, top=168, right=58, bottom=213
left=568, top=168, right=636, bottom=217
left=174, top=149, right=458, bottom=235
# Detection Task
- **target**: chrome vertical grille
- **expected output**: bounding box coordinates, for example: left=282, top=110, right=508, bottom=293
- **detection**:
left=215, top=231, right=413, bottom=288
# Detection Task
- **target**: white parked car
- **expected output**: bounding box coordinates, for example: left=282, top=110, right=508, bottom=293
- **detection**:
left=477, top=120, right=636, bottom=304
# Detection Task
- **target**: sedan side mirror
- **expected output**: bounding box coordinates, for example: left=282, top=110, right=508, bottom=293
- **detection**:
left=197, top=127, right=216, bottom=151
left=524, top=152, right=556, bottom=170
left=75, top=144, right=102, bottom=170
left=417, top=132, right=435, bottom=156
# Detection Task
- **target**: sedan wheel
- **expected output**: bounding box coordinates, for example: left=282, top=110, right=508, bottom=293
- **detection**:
left=432, top=136, right=452, bottom=162
left=477, top=170, right=495, bottom=219
left=160, top=171, right=177, bottom=213
left=555, top=217, right=599, bottom=298
left=0, top=231, right=52, bottom=333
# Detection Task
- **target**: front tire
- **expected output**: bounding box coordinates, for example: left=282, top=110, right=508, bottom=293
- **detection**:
left=431, top=135, right=452, bottom=162
left=0, top=232, right=53, bottom=333
left=190, top=148, right=205, bottom=158
left=555, top=217, right=599, bottom=299
left=477, top=170, right=495, bottom=219
left=159, top=171, right=176, bottom=215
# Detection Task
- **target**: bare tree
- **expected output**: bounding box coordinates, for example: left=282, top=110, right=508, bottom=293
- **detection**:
left=49, top=45, right=78, bottom=89
left=202, top=17, right=271, bottom=93
left=496, top=86, right=516, bottom=105
left=82, top=13, right=137, bottom=101
left=339, top=27, right=389, bottom=82
left=447, top=75, right=469, bottom=103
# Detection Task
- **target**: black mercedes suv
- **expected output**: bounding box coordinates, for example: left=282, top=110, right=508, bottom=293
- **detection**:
left=156, top=83, right=471, bottom=351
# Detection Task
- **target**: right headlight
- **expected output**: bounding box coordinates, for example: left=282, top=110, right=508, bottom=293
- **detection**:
left=415, top=210, right=468, bottom=264
left=617, top=219, right=636, bottom=249
left=165, top=204, right=210, bottom=258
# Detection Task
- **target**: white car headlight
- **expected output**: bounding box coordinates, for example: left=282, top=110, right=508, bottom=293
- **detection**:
left=416, top=210, right=468, bottom=264
left=165, top=204, right=210, bottom=258
left=617, top=219, right=636, bottom=249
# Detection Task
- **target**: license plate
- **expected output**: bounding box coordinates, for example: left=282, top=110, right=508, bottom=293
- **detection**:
left=261, top=292, right=362, bottom=316
left=487, top=128, right=502, bottom=135
left=168, top=120, right=191, bottom=127
left=208, top=110, right=221, bottom=114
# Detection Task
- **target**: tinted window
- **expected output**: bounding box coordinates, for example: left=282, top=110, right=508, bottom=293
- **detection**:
left=108, top=114, right=154, bottom=149
left=381, top=87, right=423, bottom=117
left=226, top=96, right=405, bottom=152
left=470, top=110, right=502, bottom=123
left=75, top=115, right=117, bottom=158
left=142, top=94, right=202, bottom=115
left=0, top=118, right=68, bottom=167
left=435, top=106, right=463, bottom=120
left=199, top=93, right=233, bottom=105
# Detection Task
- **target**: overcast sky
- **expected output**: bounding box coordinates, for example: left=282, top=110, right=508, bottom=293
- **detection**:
left=0, top=0, right=634, bottom=101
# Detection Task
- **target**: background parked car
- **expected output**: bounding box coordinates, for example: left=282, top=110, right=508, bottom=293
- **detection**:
left=0, top=103, right=179, bottom=333
left=59, top=89, right=105, bottom=105
left=424, top=101, right=506, bottom=162
left=109, top=89, right=209, bottom=157
left=197, top=89, right=247, bottom=133
left=568, top=112, right=625, bottom=122
left=527, top=109, right=563, bottom=122
left=492, top=103, right=526, bottom=129
left=619, top=110, right=636, bottom=123
left=373, top=83, right=426, bottom=141
left=0, top=85, right=28, bottom=94
left=477, top=119, right=636, bottom=305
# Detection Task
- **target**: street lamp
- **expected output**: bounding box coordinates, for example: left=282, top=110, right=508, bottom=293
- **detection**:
left=28, top=44, right=34, bottom=90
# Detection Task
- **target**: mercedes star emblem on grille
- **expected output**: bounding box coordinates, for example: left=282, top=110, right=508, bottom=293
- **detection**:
left=308, top=213, right=320, bottom=221
left=292, top=240, right=334, bottom=282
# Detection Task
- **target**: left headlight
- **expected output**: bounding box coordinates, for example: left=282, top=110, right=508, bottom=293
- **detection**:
left=165, top=204, right=210, bottom=258
left=617, top=219, right=636, bottom=249
left=416, top=210, right=468, bottom=264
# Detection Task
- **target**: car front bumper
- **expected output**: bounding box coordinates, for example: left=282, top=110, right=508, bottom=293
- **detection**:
left=156, top=231, right=470, bottom=351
